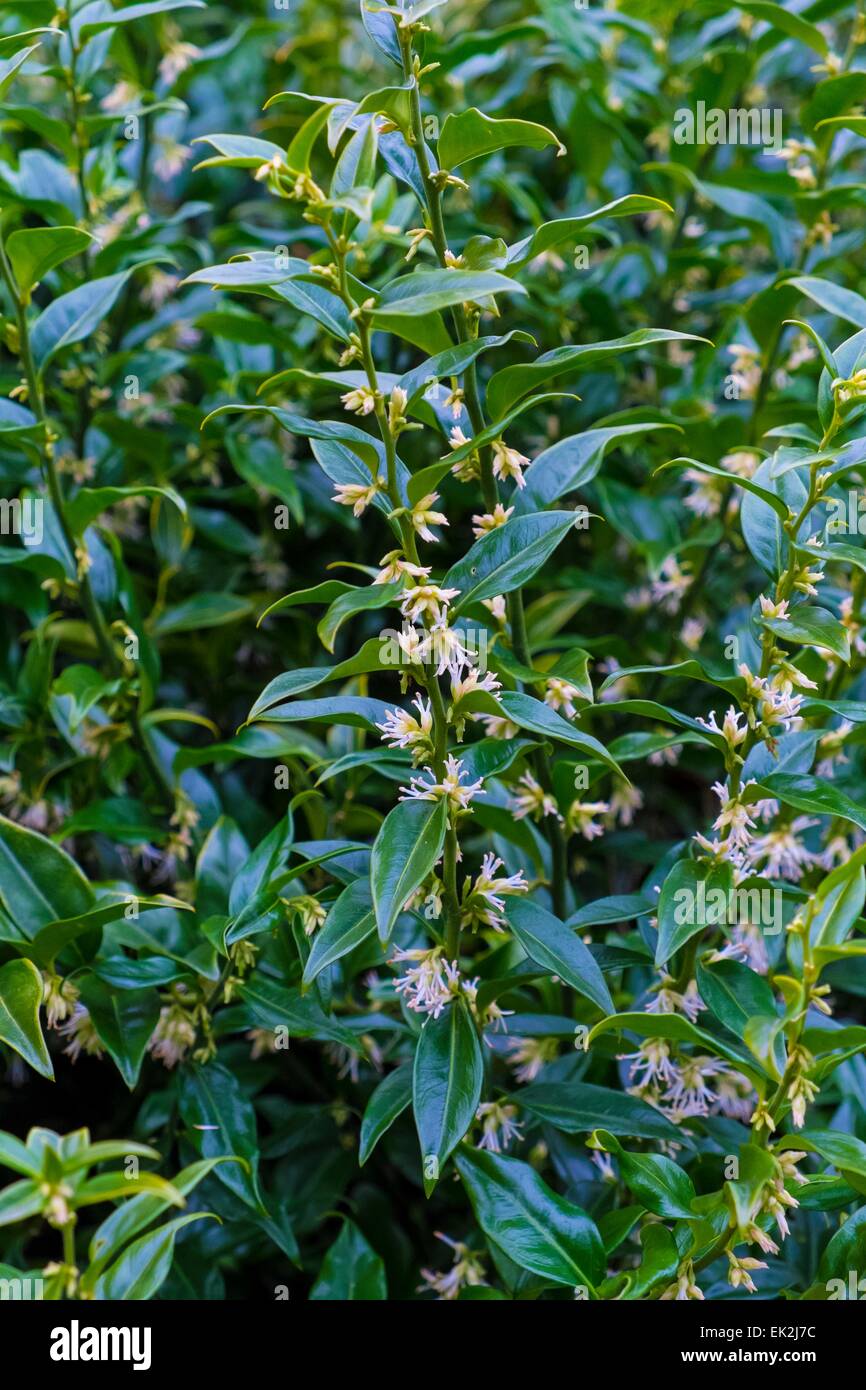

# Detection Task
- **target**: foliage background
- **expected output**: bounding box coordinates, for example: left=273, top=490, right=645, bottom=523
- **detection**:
left=2, top=0, right=866, bottom=1301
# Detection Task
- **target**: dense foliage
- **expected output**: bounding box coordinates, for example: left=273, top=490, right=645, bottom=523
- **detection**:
left=2, top=0, right=866, bottom=1302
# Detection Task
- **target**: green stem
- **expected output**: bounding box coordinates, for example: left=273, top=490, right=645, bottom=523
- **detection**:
left=0, top=239, right=174, bottom=808
left=399, top=27, right=569, bottom=914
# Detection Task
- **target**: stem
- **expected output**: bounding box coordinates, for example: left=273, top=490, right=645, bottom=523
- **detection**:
left=0, top=239, right=174, bottom=808
left=62, top=1219, right=76, bottom=1271
left=399, top=27, right=569, bottom=914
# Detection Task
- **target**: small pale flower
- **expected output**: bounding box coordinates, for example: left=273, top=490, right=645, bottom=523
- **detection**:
left=476, top=1101, right=523, bottom=1153
left=409, top=492, right=448, bottom=543
left=400, top=754, right=484, bottom=816
left=511, top=772, right=561, bottom=823
left=400, top=583, right=459, bottom=625
left=332, top=479, right=382, bottom=517
left=471, top=503, right=513, bottom=537
left=340, top=385, right=377, bottom=416
left=567, top=799, right=610, bottom=840
left=491, top=438, right=529, bottom=488
left=543, top=677, right=583, bottom=718
left=460, top=851, right=528, bottom=930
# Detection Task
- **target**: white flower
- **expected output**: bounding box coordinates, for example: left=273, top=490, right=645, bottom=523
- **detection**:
left=332, top=479, right=382, bottom=517
left=461, top=852, right=528, bottom=930
left=388, top=385, right=408, bottom=430
left=745, top=817, right=816, bottom=881
left=400, top=583, right=460, bottom=625
left=491, top=438, right=529, bottom=488
left=409, top=492, right=448, bottom=543
left=651, top=556, right=692, bottom=614
left=645, top=976, right=704, bottom=1023
left=450, top=666, right=501, bottom=703
left=147, top=1003, right=197, bottom=1068
left=727, top=1250, right=767, bottom=1294
left=697, top=705, right=747, bottom=748
left=422, top=623, right=475, bottom=677
left=400, top=754, right=485, bottom=815
left=419, top=1234, right=486, bottom=1300
left=159, top=41, right=201, bottom=85
left=511, top=772, right=561, bottom=823
left=391, top=946, right=458, bottom=1018
left=479, top=714, right=520, bottom=739
left=759, top=594, right=790, bottom=620
left=476, top=1101, right=523, bottom=1153
left=471, top=503, right=514, bottom=537
left=42, top=972, right=79, bottom=1029
left=376, top=694, right=433, bottom=754
left=543, top=677, right=582, bottom=718
left=662, top=1055, right=726, bottom=1118
left=58, top=1005, right=105, bottom=1062
left=506, top=1036, right=558, bottom=1083
left=607, top=780, right=643, bottom=827
left=680, top=617, right=705, bottom=650
left=567, top=799, right=610, bottom=840
left=340, top=385, right=377, bottom=416
left=621, top=1039, right=677, bottom=1089
left=482, top=595, right=507, bottom=623
left=374, top=551, right=431, bottom=585
left=711, top=780, right=757, bottom=850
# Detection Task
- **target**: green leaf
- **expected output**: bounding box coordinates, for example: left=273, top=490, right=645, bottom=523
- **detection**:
left=371, top=269, right=526, bottom=321
left=317, top=581, right=403, bottom=654
left=594, top=1131, right=696, bottom=1219
left=655, top=859, right=734, bottom=967
left=763, top=605, right=851, bottom=663
left=745, top=774, right=866, bottom=833
left=236, top=975, right=358, bottom=1048
left=302, top=879, right=376, bottom=986
left=65, top=485, right=187, bottom=539
left=309, top=1219, right=387, bottom=1300
left=486, top=331, right=707, bottom=421
left=817, top=1205, right=866, bottom=1283
left=6, top=226, right=95, bottom=296
left=519, top=423, right=678, bottom=511
left=371, top=796, right=448, bottom=945
left=788, top=276, right=866, bottom=329
left=498, top=692, right=625, bottom=778
left=0, top=46, right=39, bottom=101
left=516, top=1080, right=682, bottom=1143
left=506, top=195, right=673, bottom=267
left=0, top=1131, right=41, bottom=1179
left=0, top=814, right=93, bottom=935
left=31, top=271, right=134, bottom=371
left=359, top=1066, right=413, bottom=1165
left=444, top=511, right=578, bottom=613
left=78, top=976, right=160, bottom=1090
left=796, top=1129, right=866, bottom=1182
left=455, top=1146, right=605, bottom=1291
left=79, top=0, right=206, bottom=37
left=413, top=1001, right=483, bottom=1195
left=151, top=592, right=253, bottom=636
left=87, top=1158, right=238, bottom=1277
left=178, top=1064, right=265, bottom=1213
left=696, top=958, right=778, bottom=1036
left=729, top=1, right=828, bottom=55
left=0, top=959, right=53, bottom=1079
left=0, top=1179, right=43, bottom=1228
left=438, top=107, right=564, bottom=168
left=505, top=898, right=613, bottom=1014
left=94, top=1213, right=217, bottom=1300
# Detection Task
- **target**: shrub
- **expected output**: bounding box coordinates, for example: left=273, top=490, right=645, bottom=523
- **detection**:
left=1, top=0, right=866, bottom=1303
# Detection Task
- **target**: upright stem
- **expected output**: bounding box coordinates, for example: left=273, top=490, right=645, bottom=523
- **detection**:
left=0, top=240, right=174, bottom=808
left=399, top=28, right=569, bottom=915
